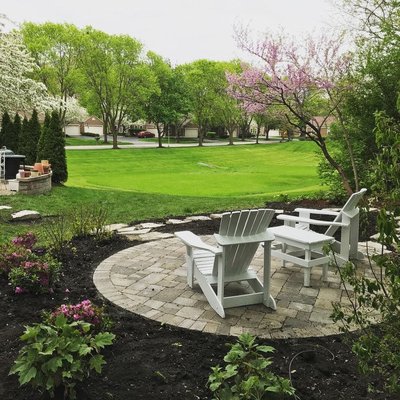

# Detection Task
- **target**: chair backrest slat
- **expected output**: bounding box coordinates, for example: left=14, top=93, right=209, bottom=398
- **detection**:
left=325, top=188, right=367, bottom=237
left=213, top=209, right=274, bottom=278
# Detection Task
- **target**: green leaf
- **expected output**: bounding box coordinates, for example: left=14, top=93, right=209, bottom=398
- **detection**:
left=256, top=345, right=275, bottom=354
left=93, top=332, right=115, bottom=349
left=79, top=344, right=92, bottom=356
left=19, top=366, right=37, bottom=385
left=89, top=354, right=106, bottom=373
left=43, top=357, right=62, bottom=373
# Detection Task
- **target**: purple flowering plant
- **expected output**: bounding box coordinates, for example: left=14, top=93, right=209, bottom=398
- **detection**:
left=1, top=232, right=60, bottom=294
left=48, top=300, right=110, bottom=331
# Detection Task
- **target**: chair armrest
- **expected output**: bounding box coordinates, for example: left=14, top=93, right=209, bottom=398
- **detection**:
left=294, top=207, right=340, bottom=217
left=175, top=231, right=222, bottom=254
left=214, top=231, right=274, bottom=246
left=277, top=214, right=347, bottom=227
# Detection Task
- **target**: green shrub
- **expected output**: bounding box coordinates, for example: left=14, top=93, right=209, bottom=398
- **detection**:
left=41, top=215, right=72, bottom=253
left=208, top=333, right=295, bottom=399
left=206, top=131, right=216, bottom=139
left=8, top=253, right=60, bottom=295
left=0, top=232, right=60, bottom=294
left=10, top=314, right=115, bottom=399
left=70, top=204, right=110, bottom=240
left=331, top=112, right=400, bottom=394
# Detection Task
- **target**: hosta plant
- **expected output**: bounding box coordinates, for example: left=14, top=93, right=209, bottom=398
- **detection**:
left=9, top=313, right=115, bottom=399
left=208, top=333, right=295, bottom=399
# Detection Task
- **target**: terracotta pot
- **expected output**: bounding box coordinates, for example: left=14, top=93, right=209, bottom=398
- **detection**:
left=34, top=163, right=44, bottom=174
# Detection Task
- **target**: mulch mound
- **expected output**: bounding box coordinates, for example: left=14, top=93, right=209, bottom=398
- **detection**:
left=0, top=201, right=392, bottom=400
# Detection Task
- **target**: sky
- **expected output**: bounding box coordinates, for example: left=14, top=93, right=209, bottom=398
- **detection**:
left=2, top=0, right=343, bottom=65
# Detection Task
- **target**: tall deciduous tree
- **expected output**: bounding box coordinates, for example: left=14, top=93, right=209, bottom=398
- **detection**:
left=21, top=22, right=81, bottom=124
left=78, top=28, right=156, bottom=149
left=228, top=30, right=356, bottom=194
left=145, top=52, right=190, bottom=148
left=180, top=60, right=238, bottom=147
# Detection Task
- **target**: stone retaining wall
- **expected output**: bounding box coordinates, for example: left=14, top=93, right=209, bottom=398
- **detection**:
left=14, top=172, right=52, bottom=194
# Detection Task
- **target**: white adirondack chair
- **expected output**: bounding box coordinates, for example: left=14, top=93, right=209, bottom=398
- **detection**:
left=175, top=209, right=276, bottom=318
left=270, top=188, right=367, bottom=286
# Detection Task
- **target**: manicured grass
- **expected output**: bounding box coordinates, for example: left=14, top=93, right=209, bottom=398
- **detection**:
left=0, top=141, right=325, bottom=241
left=65, top=137, right=131, bottom=146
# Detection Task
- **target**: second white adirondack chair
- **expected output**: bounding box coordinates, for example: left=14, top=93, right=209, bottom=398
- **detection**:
left=270, top=188, right=367, bottom=286
left=175, top=209, right=276, bottom=318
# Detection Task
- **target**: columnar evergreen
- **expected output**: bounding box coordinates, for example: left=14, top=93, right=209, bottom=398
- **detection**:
left=28, top=110, right=41, bottom=164
left=10, top=113, right=22, bottom=153
left=43, top=111, right=67, bottom=183
left=36, top=113, right=51, bottom=162
left=18, top=117, right=30, bottom=162
left=0, top=111, right=13, bottom=149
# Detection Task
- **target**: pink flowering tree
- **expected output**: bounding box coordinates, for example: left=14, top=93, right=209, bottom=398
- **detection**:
left=228, top=29, right=357, bottom=194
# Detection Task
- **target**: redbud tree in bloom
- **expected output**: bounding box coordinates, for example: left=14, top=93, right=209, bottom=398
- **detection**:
left=227, top=28, right=357, bottom=195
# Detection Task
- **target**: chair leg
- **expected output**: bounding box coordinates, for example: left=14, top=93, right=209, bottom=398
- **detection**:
left=304, top=268, right=311, bottom=287
left=186, top=249, right=194, bottom=288
left=282, top=243, right=287, bottom=267
left=322, top=264, right=328, bottom=282
left=304, top=249, right=312, bottom=287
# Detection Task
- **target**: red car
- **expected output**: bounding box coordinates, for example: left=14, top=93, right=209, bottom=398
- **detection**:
left=137, top=131, right=155, bottom=138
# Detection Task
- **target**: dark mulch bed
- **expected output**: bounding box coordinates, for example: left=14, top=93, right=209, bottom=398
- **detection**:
left=0, top=201, right=393, bottom=400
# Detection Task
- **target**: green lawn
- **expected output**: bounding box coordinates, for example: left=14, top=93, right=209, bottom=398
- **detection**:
left=0, top=141, right=325, bottom=241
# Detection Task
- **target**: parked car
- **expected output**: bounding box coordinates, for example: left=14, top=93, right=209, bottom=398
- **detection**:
left=137, top=131, right=155, bottom=138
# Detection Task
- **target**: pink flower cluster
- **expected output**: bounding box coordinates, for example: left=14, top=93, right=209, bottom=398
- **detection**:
left=52, top=300, right=102, bottom=326
left=11, top=232, right=37, bottom=249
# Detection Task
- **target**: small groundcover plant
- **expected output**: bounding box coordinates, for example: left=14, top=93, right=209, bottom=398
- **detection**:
left=208, top=333, right=295, bottom=400
left=10, top=301, right=115, bottom=400
left=0, top=232, right=60, bottom=294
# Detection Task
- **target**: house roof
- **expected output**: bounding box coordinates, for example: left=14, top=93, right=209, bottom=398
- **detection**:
left=309, top=116, right=335, bottom=128
left=84, top=116, right=103, bottom=126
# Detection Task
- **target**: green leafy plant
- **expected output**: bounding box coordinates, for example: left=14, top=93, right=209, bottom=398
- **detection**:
left=41, top=215, right=72, bottom=253
left=331, top=112, right=400, bottom=393
left=70, top=204, right=110, bottom=241
left=8, top=253, right=60, bottom=294
left=208, top=333, right=295, bottom=399
left=46, top=299, right=112, bottom=332
left=10, top=313, right=115, bottom=399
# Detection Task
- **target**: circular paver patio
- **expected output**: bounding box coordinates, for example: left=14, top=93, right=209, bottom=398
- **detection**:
left=94, top=236, right=376, bottom=339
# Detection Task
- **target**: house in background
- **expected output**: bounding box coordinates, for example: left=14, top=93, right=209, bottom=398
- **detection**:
left=64, top=119, right=80, bottom=136
left=64, top=116, right=104, bottom=136
left=80, top=116, right=104, bottom=136
left=308, top=116, right=336, bottom=137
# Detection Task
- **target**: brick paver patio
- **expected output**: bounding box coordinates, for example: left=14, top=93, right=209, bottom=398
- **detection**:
left=94, top=236, right=377, bottom=339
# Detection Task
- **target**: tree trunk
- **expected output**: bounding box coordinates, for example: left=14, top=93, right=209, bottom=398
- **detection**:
left=255, top=125, right=261, bottom=144
left=228, top=129, right=234, bottom=145
left=156, top=123, right=163, bottom=148
left=102, top=113, right=108, bottom=144
left=311, top=134, right=354, bottom=195
left=198, top=126, right=204, bottom=147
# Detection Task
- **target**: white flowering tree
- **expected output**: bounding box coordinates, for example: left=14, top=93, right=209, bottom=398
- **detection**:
left=63, top=96, right=88, bottom=125
left=0, top=21, right=55, bottom=113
